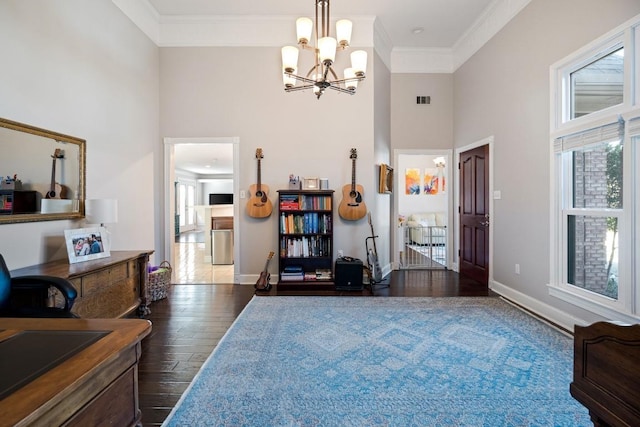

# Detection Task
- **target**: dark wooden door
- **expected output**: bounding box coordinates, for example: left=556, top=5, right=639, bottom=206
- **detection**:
left=459, top=145, right=489, bottom=285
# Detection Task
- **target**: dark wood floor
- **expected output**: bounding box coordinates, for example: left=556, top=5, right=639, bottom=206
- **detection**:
left=138, top=269, right=489, bottom=426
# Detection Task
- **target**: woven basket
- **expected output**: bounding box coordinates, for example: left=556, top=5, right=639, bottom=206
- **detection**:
left=148, top=261, right=172, bottom=302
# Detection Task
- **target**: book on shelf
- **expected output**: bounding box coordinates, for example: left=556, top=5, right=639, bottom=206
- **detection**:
left=280, top=274, right=305, bottom=281
left=279, top=194, right=299, bottom=210
left=280, top=212, right=332, bottom=234
left=315, top=268, right=333, bottom=280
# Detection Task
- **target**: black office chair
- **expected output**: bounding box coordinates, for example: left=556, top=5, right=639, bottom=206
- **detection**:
left=0, top=254, right=78, bottom=318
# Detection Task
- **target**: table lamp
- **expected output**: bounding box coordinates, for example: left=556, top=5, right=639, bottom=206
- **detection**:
left=85, top=199, right=118, bottom=227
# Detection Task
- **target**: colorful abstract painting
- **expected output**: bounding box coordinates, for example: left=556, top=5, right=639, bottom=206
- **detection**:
left=424, top=167, right=446, bottom=194
left=405, top=168, right=420, bottom=195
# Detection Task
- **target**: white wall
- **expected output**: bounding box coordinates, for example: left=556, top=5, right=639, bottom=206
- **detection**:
left=397, top=154, right=448, bottom=217
left=0, top=0, right=159, bottom=268
left=452, top=0, right=640, bottom=325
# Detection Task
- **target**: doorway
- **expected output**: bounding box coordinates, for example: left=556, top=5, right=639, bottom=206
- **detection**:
left=456, top=137, right=493, bottom=286
left=164, top=137, right=240, bottom=284
left=393, top=149, right=453, bottom=270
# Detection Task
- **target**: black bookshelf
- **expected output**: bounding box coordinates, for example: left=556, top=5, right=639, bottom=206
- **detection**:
left=277, top=189, right=334, bottom=290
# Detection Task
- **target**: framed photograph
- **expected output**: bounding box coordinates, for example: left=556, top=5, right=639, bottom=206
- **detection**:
left=64, top=227, right=111, bottom=264
left=302, top=177, right=319, bottom=190
left=379, top=163, right=393, bottom=194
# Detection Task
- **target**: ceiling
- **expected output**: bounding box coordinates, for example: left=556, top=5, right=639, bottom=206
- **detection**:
left=146, top=0, right=523, bottom=176
left=146, top=0, right=495, bottom=49
left=175, top=144, right=234, bottom=176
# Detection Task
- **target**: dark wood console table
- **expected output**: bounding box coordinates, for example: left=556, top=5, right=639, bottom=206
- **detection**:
left=0, top=317, right=151, bottom=427
left=11, top=251, right=153, bottom=318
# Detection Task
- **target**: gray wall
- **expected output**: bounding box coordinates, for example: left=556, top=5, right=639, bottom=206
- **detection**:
left=159, top=46, right=381, bottom=276
left=452, top=0, right=640, bottom=324
left=391, top=74, right=454, bottom=151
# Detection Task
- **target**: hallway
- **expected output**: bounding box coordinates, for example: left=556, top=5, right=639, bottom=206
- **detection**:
left=174, top=230, right=234, bottom=283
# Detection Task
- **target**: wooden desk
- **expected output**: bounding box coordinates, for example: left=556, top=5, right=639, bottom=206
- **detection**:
left=0, top=317, right=151, bottom=427
left=11, top=251, right=153, bottom=318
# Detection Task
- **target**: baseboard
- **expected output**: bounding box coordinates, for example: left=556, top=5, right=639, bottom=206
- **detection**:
left=490, top=279, right=587, bottom=334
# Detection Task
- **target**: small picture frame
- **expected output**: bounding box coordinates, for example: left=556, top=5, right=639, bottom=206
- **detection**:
left=303, top=177, right=319, bottom=190
left=379, top=164, right=394, bottom=194
left=64, top=227, right=111, bottom=264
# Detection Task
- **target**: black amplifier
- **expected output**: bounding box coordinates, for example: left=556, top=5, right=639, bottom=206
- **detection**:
left=335, top=257, right=364, bottom=291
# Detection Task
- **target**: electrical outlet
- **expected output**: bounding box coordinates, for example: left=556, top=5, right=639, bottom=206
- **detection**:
left=515, top=264, right=520, bottom=275
left=338, top=250, right=344, bottom=258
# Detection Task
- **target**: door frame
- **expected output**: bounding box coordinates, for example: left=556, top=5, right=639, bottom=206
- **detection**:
left=454, top=136, right=494, bottom=280
left=163, top=137, right=240, bottom=281
left=392, top=148, right=453, bottom=270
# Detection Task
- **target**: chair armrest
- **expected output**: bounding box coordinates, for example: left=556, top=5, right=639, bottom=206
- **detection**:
left=11, top=275, right=78, bottom=311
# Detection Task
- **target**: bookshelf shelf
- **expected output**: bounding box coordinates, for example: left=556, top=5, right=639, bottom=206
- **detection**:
left=277, top=189, right=334, bottom=288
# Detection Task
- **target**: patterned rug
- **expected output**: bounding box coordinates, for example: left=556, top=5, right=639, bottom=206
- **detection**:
left=162, top=297, right=590, bottom=426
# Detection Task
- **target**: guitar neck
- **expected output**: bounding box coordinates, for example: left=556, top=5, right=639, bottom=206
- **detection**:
left=50, top=158, right=57, bottom=191
left=256, top=158, right=262, bottom=191
left=351, top=159, right=356, bottom=191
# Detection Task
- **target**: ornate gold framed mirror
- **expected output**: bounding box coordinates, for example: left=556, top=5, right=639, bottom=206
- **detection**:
left=0, top=117, right=85, bottom=224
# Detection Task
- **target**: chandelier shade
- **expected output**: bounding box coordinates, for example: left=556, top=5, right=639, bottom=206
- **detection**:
left=281, top=0, right=367, bottom=99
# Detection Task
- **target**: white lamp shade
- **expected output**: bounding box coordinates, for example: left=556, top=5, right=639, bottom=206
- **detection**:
left=281, top=46, right=299, bottom=73
left=318, top=37, right=337, bottom=64
left=336, top=19, right=352, bottom=47
left=85, top=199, right=118, bottom=225
left=344, top=68, right=358, bottom=90
left=296, top=17, right=313, bottom=44
left=351, top=50, right=367, bottom=76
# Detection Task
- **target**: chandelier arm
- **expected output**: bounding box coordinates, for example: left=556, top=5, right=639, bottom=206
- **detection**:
left=331, top=76, right=366, bottom=85
left=285, top=84, right=317, bottom=92
left=326, top=85, right=356, bottom=95
left=287, top=72, right=317, bottom=85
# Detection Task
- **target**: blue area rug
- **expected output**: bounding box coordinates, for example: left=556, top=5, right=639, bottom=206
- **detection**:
left=163, top=297, right=590, bottom=426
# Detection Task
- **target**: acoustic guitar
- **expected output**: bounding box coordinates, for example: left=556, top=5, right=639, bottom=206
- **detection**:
left=338, top=148, right=367, bottom=221
left=255, top=251, right=274, bottom=291
left=45, top=148, right=65, bottom=199
left=246, top=148, right=273, bottom=218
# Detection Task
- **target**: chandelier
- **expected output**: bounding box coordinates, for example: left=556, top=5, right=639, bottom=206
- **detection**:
left=281, top=0, right=367, bottom=99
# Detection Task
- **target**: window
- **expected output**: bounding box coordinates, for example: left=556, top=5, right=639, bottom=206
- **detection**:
left=550, top=15, right=639, bottom=321
left=570, top=47, right=624, bottom=119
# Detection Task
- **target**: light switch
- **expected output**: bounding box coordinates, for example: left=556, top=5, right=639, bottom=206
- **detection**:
left=493, top=190, right=502, bottom=200
left=240, top=190, right=246, bottom=199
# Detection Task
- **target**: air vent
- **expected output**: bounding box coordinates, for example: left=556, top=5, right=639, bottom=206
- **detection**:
left=416, top=96, right=431, bottom=105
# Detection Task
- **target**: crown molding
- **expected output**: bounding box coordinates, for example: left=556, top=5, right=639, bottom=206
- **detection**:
left=112, top=0, right=531, bottom=73
left=451, top=0, right=532, bottom=71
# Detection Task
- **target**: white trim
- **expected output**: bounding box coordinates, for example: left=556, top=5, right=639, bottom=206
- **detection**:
left=550, top=13, right=640, bottom=132
left=549, top=14, right=640, bottom=320
left=490, top=279, right=588, bottom=332
left=114, top=0, right=529, bottom=74
left=547, top=284, right=640, bottom=325
left=111, top=0, right=160, bottom=44
left=451, top=0, right=532, bottom=71
left=164, top=137, right=240, bottom=283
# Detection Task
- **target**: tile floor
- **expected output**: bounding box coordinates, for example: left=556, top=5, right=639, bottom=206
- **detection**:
left=173, top=240, right=234, bottom=283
